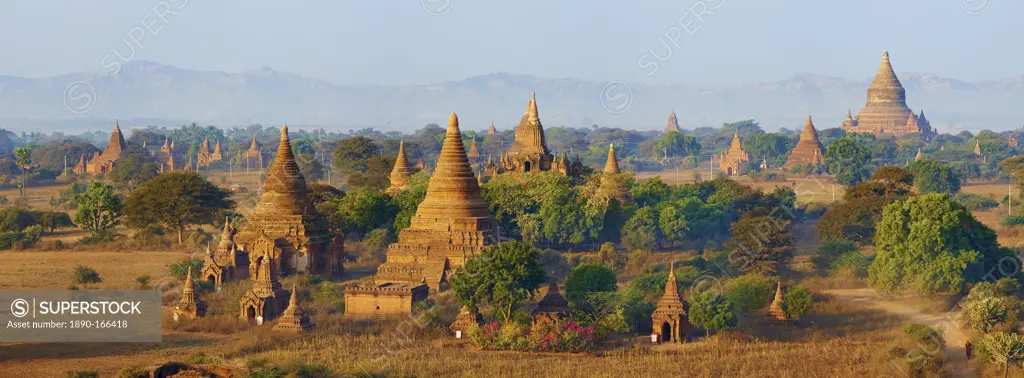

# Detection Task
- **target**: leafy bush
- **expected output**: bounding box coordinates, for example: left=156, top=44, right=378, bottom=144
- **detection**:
left=953, top=193, right=999, bottom=210
left=71, top=265, right=102, bottom=288
left=65, top=371, right=99, bottom=378
left=725, top=274, right=775, bottom=313
left=1000, top=215, right=1024, bottom=227
left=828, top=251, right=872, bottom=278
left=811, top=241, right=857, bottom=272
left=966, top=296, right=1009, bottom=334
left=469, top=320, right=598, bottom=352
left=782, top=285, right=814, bottom=319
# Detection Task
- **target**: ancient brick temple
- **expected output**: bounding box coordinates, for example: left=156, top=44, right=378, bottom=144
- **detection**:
left=196, top=137, right=223, bottom=167
left=202, top=217, right=250, bottom=289
left=467, top=137, right=481, bottom=160
left=74, top=121, right=126, bottom=174
left=343, top=282, right=428, bottom=315
left=601, top=143, right=632, bottom=204
left=719, top=130, right=749, bottom=176
left=488, top=93, right=581, bottom=177
left=841, top=51, right=933, bottom=136
left=238, top=255, right=290, bottom=324
left=487, top=122, right=497, bottom=136
left=232, top=125, right=344, bottom=279
left=387, top=141, right=415, bottom=195
left=244, top=135, right=265, bottom=171
left=450, top=305, right=484, bottom=337
left=155, top=136, right=177, bottom=172
left=665, top=108, right=682, bottom=133
left=376, top=113, right=495, bottom=290
left=531, top=274, right=568, bottom=327
left=784, top=116, right=825, bottom=170
left=273, top=285, right=314, bottom=332
left=173, top=267, right=205, bottom=321
left=652, top=264, right=691, bottom=343
left=768, top=281, right=788, bottom=321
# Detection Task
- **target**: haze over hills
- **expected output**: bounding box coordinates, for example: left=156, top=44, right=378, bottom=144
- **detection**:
left=0, top=60, right=1021, bottom=134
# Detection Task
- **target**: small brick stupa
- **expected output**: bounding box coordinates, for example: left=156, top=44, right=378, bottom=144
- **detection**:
left=239, top=255, right=290, bottom=324
left=376, top=113, right=495, bottom=290
left=450, top=305, right=484, bottom=337
left=202, top=217, right=249, bottom=288
left=467, top=137, right=481, bottom=160
left=273, top=285, right=314, bottom=333
left=387, top=141, right=415, bottom=195
left=532, top=273, right=569, bottom=327
left=233, top=125, right=344, bottom=278
left=664, top=108, right=682, bottom=133
left=173, top=267, right=205, bottom=321
left=719, top=129, right=749, bottom=177
left=768, top=281, right=789, bottom=321
left=651, top=263, right=691, bottom=343
left=487, top=122, right=497, bottom=136
left=601, top=144, right=631, bottom=203
left=784, top=116, right=825, bottom=170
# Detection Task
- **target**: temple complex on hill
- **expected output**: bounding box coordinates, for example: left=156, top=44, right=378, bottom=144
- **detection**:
left=73, top=121, right=126, bottom=174
left=840, top=51, right=934, bottom=136
left=652, top=264, right=691, bottom=343
left=486, top=93, right=582, bottom=177
left=719, top=130, right=749, bottom=176
left=229, top=125, right=345, bottom=279
left=665, top=109, right=682, bottom=133
left=784, top=116, right=825, bottom=170
left=196, top=137, right=224, bottom=167
left=376, top=113, right=495, bottom=290
left=387, top=141, right=415, bottom=195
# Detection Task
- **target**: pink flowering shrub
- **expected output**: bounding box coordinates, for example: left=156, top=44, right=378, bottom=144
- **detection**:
left=468, top=320, right=598, bottom=352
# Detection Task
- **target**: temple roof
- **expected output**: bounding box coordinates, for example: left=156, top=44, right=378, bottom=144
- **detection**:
left=654, top=263, right=686, bottom=315
left=785, top=115, right=824, bottom=168
left=467, top=137, right=481, bottom=158
left=389, top=141, right=414, bottom=190
left=110, top=120, right=126, bottom=150
left=507, top=92, right=550, bottom=156
left=252, top=125, right=314, bottom=216
left=488, top=123, right=497, bottom=136
left=413, top=113, right=491, bottom=220
left=534, top=274, right=568, bottom=313
left=604, top=143, right=620, bottom=174
left=665, top=108, right=682, bottom=133
left=248, top=135, right=260, bottom=152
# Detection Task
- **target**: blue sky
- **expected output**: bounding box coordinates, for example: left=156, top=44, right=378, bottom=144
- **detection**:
left=0, top=0, right=1018, bottom=86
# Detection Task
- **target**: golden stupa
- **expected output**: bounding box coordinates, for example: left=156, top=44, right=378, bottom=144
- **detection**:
left=387, top=141, right=415, bottom=195
left=841, top=51, right=933, bottom=136
left=784, top=116, right=825, bottom=170
left=376, top=113, right=495, bottom=290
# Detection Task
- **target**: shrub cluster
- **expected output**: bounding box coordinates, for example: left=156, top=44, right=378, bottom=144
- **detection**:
left=469, top=321, right=597, bottom=353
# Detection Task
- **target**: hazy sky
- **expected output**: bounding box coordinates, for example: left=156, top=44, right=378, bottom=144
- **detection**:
left=1, top=0, right=1018, bottom=86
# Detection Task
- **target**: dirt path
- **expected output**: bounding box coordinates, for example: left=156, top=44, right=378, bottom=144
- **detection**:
left=823, top=288, right=978, bottom=378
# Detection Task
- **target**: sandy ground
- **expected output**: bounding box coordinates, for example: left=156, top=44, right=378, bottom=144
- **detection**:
left=824, top=288, right=978, bottom=378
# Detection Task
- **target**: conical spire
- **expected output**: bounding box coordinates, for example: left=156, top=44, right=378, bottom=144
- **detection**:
left=785, top=115, right=825, bottom=169
left=288, top=284, right=298, bottom=308
left=213, top=139, right=222, bottom=154
left=665, top=108, right=682, bottom=133
left=534, top=272, right=568, bottom=313
left=801, top=115, right=819, bottom=141
left=664, top=262, right=679, bottom=296
left=604, top=143, right=620, bottom=174
left=508, top=93, right=550, bottom=155
left=488, top=122, right=497, bottom=136
left=975, top=140, right=982, bottom=155
left=412, top=113, right=491, bottom=220
left=106, top=120, right=126, bottom=154
left=183, top=266, right=195, bottom=293
left=915, top=148, right=923, bottom=161
left=388, top=141, right=413, bottom=193
left=467, top=137, right=481, bottom=158
left=528, top=92, right=539, bottom=124
left=252, top=125, right=313, bottom=216
left=162, top=136, right=170, bottom=149
left=730, top=129, right=742, bottom=150
left=248, top=135, right=259, bottom=152
left=218, top=216, right=234, bottom=251
left=201, top=137, right=211, bottom=152
left=769, top=281, right=787, bottom=320
left=273, top=284, right=313, bottom=332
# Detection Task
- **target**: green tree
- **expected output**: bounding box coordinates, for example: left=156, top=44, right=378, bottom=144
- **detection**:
left=630, top=177, right=671, bottom=208
left=743, top=133, right=791, bottom=168
left=563, top=263, right=619, bottom=326
left=869, top=193, right=1013, bottom=295
left=966, top=296, right=1009, bottom=334
left=449, top=241, right=547, bottom=323
left=332, top=136, right=378, bottom=174
left=621, top=206, right=660, bottom=251
left=392, top=173, right=429, bottom=231
left=72, top=265, right=102, bottom=289
left=595, top=242, right=627, bottom=271
left=983, top=332, right=1024, bottom=378
left=824, top=137, right=872, bottom=186
left=124, top=172, right=235, bottom=244
left=109, top=153, right=160, bottom=192
left=782, top=285, right=813, bottom=320
left=13, top=145, right=32, bottom=197
left=653, top=131, right=700, bottom=158
left=907, top=159, right=961, bottom=194
left=40, top=211, right=74, bottom=233
left=347, top=155, right=395, bottom=189
left=73, top=182, right=123, bottom=237
left=726, top=214, right=793, bottom=275
left=331, top=186, right=399, bottom=236
left=657, top=204, right=689, bottom=246
left=816, top=166, right=913, bottom=243
left=725, top=274, right=775, bottom=313
left=689, top=291, right=737, bottom=337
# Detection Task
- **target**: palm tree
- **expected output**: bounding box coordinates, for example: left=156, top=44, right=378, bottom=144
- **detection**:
left=13, top=145, right=33, bottom=197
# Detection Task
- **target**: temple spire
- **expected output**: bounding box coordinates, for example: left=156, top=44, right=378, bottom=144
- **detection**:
left=252, top=125, right=312, bottom=216
left=412, top=113, right=491, bottom=220
left=604, top=143, right=620, bottom=174
left=388, top=141, right=414, bottom=194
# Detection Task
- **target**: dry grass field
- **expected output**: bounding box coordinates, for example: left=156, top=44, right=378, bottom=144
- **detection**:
left=0, top=250, right=186, bottom=290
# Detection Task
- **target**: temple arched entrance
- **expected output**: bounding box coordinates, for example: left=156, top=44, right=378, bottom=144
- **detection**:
left=727, top=167, right=733, bottom=176
left=661, top=322, right=671, bottom=342
left=245, top=306, right=256, bottom=321
left=524, top=161, right=532, bottom=172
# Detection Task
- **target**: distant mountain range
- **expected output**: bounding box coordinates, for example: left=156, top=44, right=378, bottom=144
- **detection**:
left=0, top=60, right=1021, bottom=134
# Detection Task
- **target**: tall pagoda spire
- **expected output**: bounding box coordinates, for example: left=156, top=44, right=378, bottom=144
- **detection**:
left=604, top=143, right=620, bottom=174
left=488, top=122, right=497, bottom=136
left=413, top=113, right=491, bottom=220
left=508, top=92, right=550, bottom=155
left=784, top=115, right=824, bottom=169
left=665, top=108, right=682, bottom=133
left=467, top=137, right=481, bottom=159
left=252, top=125, right=312, bottom=216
